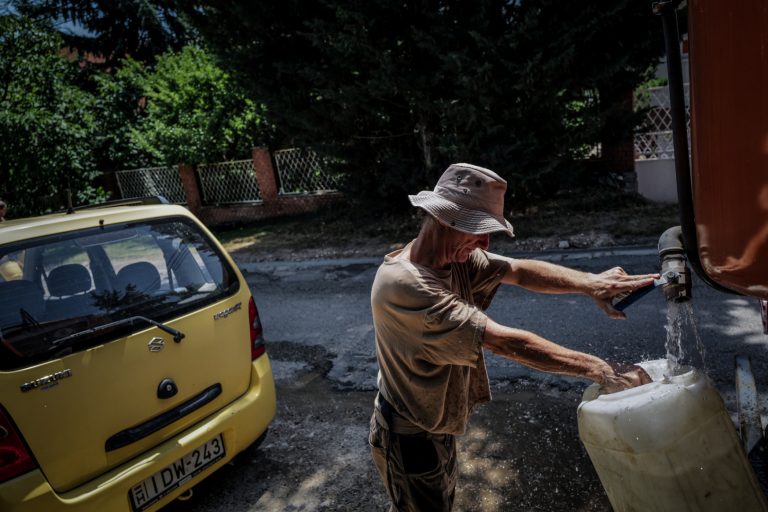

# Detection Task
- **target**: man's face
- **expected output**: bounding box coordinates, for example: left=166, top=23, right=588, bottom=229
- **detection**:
left=445, top=228, right=490, bottom=263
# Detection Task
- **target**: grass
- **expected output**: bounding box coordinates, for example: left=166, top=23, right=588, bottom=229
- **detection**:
left=214, top=186, right=681, bottom=258
left=508, top=187, right=680, bottom=240
left=214, top=206, right=420, bottom=254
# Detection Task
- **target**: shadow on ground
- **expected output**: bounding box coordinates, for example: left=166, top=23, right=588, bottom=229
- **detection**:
left=162, top=355, right=610, bottom=512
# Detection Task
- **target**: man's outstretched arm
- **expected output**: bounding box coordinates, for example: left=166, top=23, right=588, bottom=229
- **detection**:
left=499, top=258, right=658, bottom=319
left=482, top=318, right=651, bottom=393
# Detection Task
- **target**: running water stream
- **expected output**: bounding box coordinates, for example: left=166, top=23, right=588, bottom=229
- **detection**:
left=664, top=301, right=707, bottom=377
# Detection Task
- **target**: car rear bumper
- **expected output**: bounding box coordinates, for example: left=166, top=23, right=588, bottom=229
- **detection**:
left=0, top=355, right=276, bottom=512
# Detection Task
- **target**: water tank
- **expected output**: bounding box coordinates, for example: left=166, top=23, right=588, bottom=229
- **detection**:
left=688, top=0, right=768, bottom=298
left=578, top=359, right=767, bottom=511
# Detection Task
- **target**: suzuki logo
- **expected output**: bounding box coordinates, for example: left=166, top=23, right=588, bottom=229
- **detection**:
left=20, top=369, right=73, bottom=392
left=148, top=337, right=166, bottom=352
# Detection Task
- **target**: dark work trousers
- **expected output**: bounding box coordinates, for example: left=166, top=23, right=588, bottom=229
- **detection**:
left=369, top=402, right=458, bottom=512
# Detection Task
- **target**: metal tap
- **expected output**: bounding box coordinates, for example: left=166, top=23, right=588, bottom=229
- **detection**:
left=611, top=226, right=692, bottom=311
left=658, top=226, right=691, bottom=303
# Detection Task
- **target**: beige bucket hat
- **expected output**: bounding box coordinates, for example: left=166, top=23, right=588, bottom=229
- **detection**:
left=409, top=163, right=514, bottom=237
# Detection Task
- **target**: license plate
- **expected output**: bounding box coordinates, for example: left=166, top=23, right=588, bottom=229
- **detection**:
left=129, top=434, right=225, bottom=511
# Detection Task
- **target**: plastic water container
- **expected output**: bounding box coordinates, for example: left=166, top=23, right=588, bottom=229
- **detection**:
left=578, top=359, right=768, bottom=511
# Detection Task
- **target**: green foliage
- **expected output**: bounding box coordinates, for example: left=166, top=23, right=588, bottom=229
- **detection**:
left=0, top=13, right=267, bottom=216
left=92, top=59, right=154, bottom=170
left=633, top=75, right=670, bottom=112
left=91, top=45, right=271, bottom=170
left=12, top=0, right=191, bottom=67
left=182, top=0, right=662, bottom=209
left=0, top=15, right=105, bottom=216
left=2, top=1, right=666, bottom=218
left=125, top=46, right=270, bottom=166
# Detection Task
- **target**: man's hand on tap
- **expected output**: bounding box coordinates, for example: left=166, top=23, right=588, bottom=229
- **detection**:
left=587, top=266, right=660, bottom=319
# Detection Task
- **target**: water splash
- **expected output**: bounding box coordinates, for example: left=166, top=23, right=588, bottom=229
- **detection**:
left=664, top=301, right=707, bottom=377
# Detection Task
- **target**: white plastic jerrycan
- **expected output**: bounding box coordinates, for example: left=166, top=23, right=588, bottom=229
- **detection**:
left=578, top=359, right=767, bottom=511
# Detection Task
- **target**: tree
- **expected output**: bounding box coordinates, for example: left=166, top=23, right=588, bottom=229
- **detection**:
left=181, top=0, right=662, bottom=208
left=0, top=15, right=104, bottom=216
left=123, top=46, right=270, bottom=166
left=91, top=58, right=154, bottom=171
left=12, top=0, right=191, bottom=67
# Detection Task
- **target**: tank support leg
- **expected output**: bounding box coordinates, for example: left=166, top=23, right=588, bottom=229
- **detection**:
left=736, top=355, right=768, bottom=496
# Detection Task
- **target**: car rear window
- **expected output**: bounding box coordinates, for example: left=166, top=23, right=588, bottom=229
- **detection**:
left=0, top=217, right=239, bottom=370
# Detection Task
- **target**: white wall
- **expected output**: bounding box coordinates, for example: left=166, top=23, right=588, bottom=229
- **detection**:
left=635, top=159, right=679, bottom=203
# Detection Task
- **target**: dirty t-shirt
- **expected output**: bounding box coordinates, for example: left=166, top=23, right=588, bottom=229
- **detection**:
left=371, top=243, right=509, bottom=435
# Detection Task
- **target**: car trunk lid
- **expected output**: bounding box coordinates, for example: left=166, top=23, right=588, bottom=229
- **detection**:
left=0, top=292, right=252, bottom=492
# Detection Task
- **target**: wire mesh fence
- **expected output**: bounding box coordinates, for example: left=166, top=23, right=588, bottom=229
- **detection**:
left=115, top=166, right=186, bottom=204
left=274, top=148, right=342, bottom=195
left=115, top=149, right=342, bottom=207
left=634, top=85, right=690, bottom=160
left=198, top=159, right=262, bottom=204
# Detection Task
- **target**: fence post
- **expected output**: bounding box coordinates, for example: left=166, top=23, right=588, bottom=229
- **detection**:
left=96, top=171, right=122, bottom=200
left=178, top=164, right=202, bottom=214
left=252, top=147, right=279, bottom=203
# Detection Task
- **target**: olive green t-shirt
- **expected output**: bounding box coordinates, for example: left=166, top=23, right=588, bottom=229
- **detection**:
left=371, top=243, right=509, bottom=435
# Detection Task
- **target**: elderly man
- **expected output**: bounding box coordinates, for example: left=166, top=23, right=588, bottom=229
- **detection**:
left=369, top=163, right=654, bottom=512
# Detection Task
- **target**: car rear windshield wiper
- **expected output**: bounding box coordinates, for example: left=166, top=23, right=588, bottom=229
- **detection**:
left=51, top=315, right=185, bottom=348
left=20, top=308, right=41, bottom=328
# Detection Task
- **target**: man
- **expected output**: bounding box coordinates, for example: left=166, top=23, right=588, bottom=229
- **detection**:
left=369, top=163, right=654, bottom=511
left=0, top=201, right=6, bottom=221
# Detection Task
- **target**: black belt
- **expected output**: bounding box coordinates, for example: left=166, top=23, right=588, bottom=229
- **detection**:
left=377, top=392, right=396, bottom=427
left=376, top=392, right=425, bottom=435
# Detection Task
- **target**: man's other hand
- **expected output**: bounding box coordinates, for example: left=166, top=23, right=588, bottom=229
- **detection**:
left=600, top=362, right=653, bottom=393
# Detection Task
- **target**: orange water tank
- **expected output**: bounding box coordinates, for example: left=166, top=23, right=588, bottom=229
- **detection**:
left=688, top=0, right=768, bottom=298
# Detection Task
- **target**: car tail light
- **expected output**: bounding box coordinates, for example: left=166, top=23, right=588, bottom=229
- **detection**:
left=248, top=296, right=266, bottom=360
left=0, top=405, right=37, bottom=483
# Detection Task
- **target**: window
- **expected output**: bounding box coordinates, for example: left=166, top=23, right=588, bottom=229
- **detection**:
left=0, top=217, right=239, bottom=370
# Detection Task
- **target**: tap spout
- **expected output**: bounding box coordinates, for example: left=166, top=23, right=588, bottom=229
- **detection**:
left=658, top=226, right=692, bottom=303
left=609, top=226, right=693, bottom=311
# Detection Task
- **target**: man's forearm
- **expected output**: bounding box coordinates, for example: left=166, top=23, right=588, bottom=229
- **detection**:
left=503, top=258, right=592, bottom=294
left=482, top=320, right=609, bottom=383
left=502, top=259, right=658, bottom=307
left=482, top=319, right=652, bottom=391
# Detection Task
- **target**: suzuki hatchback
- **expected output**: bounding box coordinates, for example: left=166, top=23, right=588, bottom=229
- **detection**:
left=0, top=199, right=276, bottom=511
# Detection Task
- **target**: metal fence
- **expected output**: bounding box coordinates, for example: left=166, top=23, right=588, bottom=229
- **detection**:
left=114, top=149, right=341, bottom=206
left=115, top=166, right=186, bottom=204
left=274, top=148, right=341, bottom=195
left=634, top=85, right=690, bottom=161
left=198, top=159, right=262, bottom=204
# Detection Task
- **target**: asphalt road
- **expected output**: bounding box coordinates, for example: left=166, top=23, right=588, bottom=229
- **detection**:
left=161, top=248, right=768, bottom=512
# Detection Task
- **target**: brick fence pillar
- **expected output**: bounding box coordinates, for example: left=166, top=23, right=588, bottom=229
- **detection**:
left=178, top=164, right=202, bottom=214
left=252, top=147, right=279, bottom=203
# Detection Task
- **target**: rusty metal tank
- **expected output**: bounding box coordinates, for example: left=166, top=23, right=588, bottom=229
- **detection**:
left=688, top=0, right=768, bottom=298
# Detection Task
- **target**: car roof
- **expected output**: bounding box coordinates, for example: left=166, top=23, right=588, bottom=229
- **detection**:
left=0, top=204, right=194, bottom=245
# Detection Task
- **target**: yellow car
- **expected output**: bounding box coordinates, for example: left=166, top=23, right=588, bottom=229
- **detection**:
left=0, top=198, right=276, bottom=511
